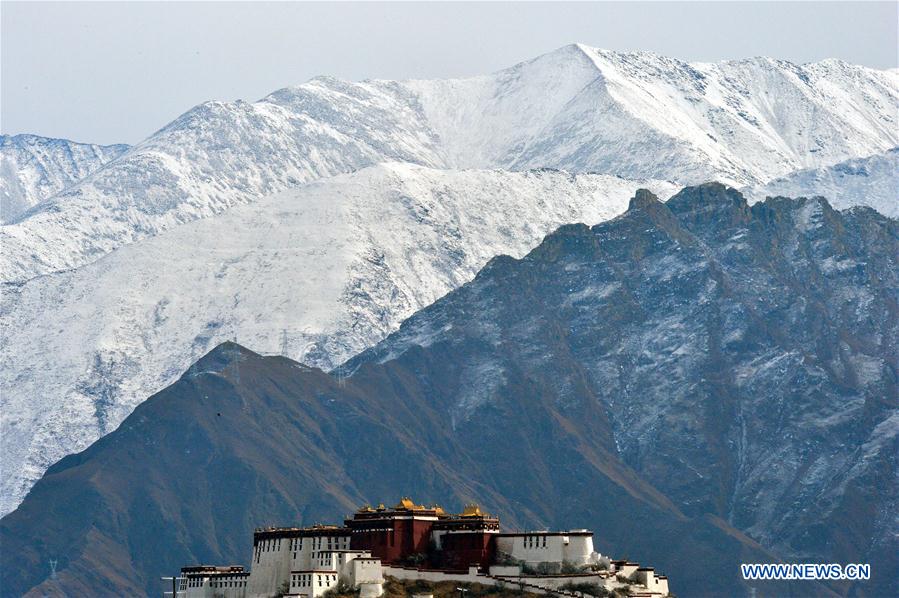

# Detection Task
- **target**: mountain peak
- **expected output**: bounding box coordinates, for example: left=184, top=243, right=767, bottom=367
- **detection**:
left=628, top=188, right=663, bottom=211
left=564, top=42, right=604, bottom=62
left=666, top=182, right=748, bottom=216
left=184, top=341, right=257, bottom=379
left=503, top=42, right=606, bottom=78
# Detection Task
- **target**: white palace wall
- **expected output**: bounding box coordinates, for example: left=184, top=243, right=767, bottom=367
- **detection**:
left=496, top=532, right=597, bottom=566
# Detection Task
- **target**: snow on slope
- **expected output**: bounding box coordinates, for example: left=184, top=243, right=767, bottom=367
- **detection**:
left=0, top=134, right=129, bottom=223
left=0, top=84, right=443, bottom=282
left=2, top=44, right=896, bottom=282
left=408, top=46, right=898, bottom=184
left=0, top=164, right=677, bottom=515
left=745, top=148, right=898, bottom=216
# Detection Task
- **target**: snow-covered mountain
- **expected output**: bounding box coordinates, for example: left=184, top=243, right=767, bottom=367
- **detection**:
left=2, top=44, right=897, bottom=282
left=2, top=43, right=897, bottom=515
left=746, top=148, right=898, bottom=216
left=0, top=134, right=128, bottom=223
left=0, top=164, right=677, bottom=515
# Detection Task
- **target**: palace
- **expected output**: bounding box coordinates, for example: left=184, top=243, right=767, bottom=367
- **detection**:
left=171, top=498, right=670, bottom=598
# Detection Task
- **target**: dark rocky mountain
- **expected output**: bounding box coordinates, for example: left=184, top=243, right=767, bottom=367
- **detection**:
left=344, top=184, right=898, bottom=593
left=1, top=343, right=795, bottom=598
left=2, top=185, right=894, bottom=597
left=343, top=184, right=898, bottom=595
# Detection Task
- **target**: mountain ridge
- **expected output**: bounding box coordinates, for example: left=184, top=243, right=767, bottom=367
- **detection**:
left=0, top=133, right=129, bottom=223
left=2, top=44, right=896, bottom=283
left=745, top=147, right=899, bottom=216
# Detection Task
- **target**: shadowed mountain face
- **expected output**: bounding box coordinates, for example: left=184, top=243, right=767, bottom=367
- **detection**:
left=0, top=344, right=792, bottom=598
left=344, top=184, right=898, bottom=591
left=2, top=185, right=895, bottom=597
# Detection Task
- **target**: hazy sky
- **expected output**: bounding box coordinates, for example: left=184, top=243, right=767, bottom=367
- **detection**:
left=3, top=1, right=897, bottom=145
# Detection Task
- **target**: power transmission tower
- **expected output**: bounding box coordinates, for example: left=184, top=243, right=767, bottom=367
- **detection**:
left=280, top=329, right=289, bottom=356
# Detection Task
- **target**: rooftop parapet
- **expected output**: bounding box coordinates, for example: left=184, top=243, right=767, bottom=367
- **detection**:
left=180, top=565, right=246, bottom=574
left=253, top=524, right=351, bottom=543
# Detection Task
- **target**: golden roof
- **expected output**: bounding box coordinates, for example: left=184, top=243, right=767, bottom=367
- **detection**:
left=395, top=496, right=425, bottom=510
left=461, top=503, right=484, bottom=517
left=361, top=498, right=453, bottom=513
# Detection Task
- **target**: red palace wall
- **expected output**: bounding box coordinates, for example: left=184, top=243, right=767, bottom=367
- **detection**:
left=349, top=517, right=434, bottom=564
left=438, top=533, right=496, bottom=570
left=346, top=503, right=501, bottom=570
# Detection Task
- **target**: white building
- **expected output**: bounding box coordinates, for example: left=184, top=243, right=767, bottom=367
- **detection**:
left=177, top=566, right=249, bottom=598
left=247, top=525, right=351, bottom=594
left=619, top=561, right=670, bottom=596
left=178, top=525, right=381, bottom=598
left=495, top=530, right=600, bottom=568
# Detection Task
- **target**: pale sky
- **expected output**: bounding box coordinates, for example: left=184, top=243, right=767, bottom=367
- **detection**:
left=2, top=1, right=897, bottom=146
